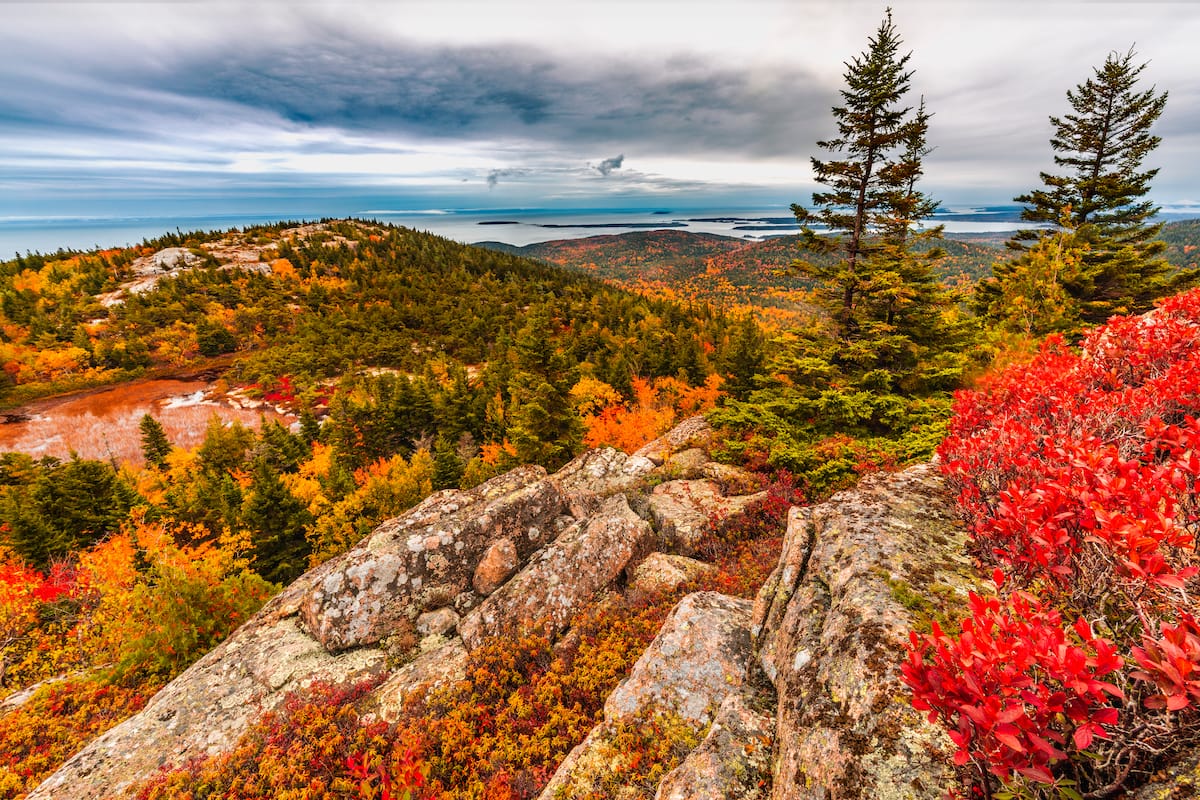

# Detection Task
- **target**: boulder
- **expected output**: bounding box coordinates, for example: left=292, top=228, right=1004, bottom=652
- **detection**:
left=26, top=616, right=386, bottom=800
left=702, top=462, right=765, bottom=496
left=472, top=538, right=518, bottom=595
left=654, top=692, right=774, bottom=800
left=415, top=607, right=460, bottom=638
left=537, top=591, right=757, bottom=800
left=634, top=416, right=714, bottom=465
left=662, top=447, right=710, bottom=479
left=605, top=591, right=755, bottom=723
left=299, top=466, right=566, bottom=652
left=628, top=553, right=716, bottom=595
left=365, top=638, right=470, bottom=723
left=648, top=479, right=766, bottom=554
left=553, top=446, right=655, bottom=498
left=459, top=495, right=653, bottom=650
left=753, top=462, right=973, bottom=800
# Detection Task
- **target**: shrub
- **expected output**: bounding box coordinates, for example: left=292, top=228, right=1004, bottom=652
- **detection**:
left=904, top=288, right=1200, bottom=798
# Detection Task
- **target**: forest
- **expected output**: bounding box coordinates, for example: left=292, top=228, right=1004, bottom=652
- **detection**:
left=4, top=9, right=1200, bottom=800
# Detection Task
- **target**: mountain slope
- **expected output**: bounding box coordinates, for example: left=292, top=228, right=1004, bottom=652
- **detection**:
left=478, top=229, right=1003, bottom=321
left=24, top=419, right=970, bottom=800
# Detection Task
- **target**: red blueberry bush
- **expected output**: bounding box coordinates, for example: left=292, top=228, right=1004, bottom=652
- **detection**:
left=903, top=288, right=1200, bottom=798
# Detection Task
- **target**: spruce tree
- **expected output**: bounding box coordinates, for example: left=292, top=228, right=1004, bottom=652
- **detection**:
left=241, top=458, right=312, bottom=585
left=1007, top=48, right=1190, bottom=321
left=793, top=10, right=913, bottom=334
left=791, top=10, right=959, bottom=386
left=139, top=414, right=172, bottom=469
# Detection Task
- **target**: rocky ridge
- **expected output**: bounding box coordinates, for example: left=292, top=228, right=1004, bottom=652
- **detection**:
left=26, top=418, right=978, bottom=800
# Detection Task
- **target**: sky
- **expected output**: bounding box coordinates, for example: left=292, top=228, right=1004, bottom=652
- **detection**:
left=3, top=0, right=1200, bottom=220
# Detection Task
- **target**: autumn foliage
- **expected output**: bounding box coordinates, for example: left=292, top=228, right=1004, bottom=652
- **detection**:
left=123, top=472, right=790, bottom=800
left=0, top=520, right=273, bottom=798
left=904, top=288, right=1200, bottom=798
left=577, top=374, right=723, bottom=454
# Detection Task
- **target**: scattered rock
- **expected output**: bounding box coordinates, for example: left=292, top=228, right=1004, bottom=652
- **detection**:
left=634, top=416, right=714, bottom=465
left=663, top=447, right=710, bottom=478
left=654, top=692, right=773, bottom=800
left=472, top=538, right=518, bottom=595
left=299, top=466, right=566, bottom=652
left=553, top=446, right=655, bottom=497
left=702, top=462, right=765, bottom=496
left=537, top=591, right=756, bottom=800
left=629, top=553, right=716, bottom=595
left=753, top=462, right=972, bottom=800
left=416, top=607, right=460, bottom=638
left=605, top=591, right=755, bottom=724
left=648, top=479, right=766, bottom=554
left=459, top=495, right=653, bottom=650
left=138, top=247, right=202, bottom=274
left=366, top=638, right=470, bottom=723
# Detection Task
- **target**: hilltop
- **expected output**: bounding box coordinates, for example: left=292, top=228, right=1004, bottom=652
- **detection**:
left=479, top=229, right=1010, bottom=324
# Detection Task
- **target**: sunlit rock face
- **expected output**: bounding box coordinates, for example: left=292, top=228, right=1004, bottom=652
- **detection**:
left=28, top=417, right=978, bottom=800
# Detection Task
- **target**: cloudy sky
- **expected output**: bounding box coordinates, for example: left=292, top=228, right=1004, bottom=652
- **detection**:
left=3, top=0, right=1200, bottom=219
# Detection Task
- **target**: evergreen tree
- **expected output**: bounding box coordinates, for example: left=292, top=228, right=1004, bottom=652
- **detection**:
left=724, top=315, right=765, bottom=400
left=0, top=457, right=137, bottom=568
left=432, top=433, right=465, bottom=490
left=506, top=306, right=582, bottom=468
left=139, top=414, right=172, bottom=469
left=790, top=10, right=961, bottom=387
left=298, top=408, right=322, bottom=445
left=791, top=10, right=937, bottom=339
left=976, top=228, right=1084, bottom=337
left=1008, top=48, right=1190, bottom=321
left=241, top=458, right=312, bottom=585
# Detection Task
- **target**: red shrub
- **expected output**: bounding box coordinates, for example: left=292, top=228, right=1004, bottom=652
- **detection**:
left=905, top=288, right=1200, bottom=796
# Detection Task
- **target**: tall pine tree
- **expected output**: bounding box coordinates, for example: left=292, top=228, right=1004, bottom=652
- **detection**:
left=791, top=10, right=961, bottom=388
left=1001, top=48, right=1191, bottom=322
left=792, top=9, right=915, bottom=337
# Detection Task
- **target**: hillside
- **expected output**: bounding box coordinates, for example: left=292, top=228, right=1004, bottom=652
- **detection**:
left=1161, top=218, right=1200, bottom=271
left=0, top=220, right=744, bottom=462
left=6, top=220, right=1200, bottom=800
left=18, top=417, right=972, bottom=800
left=479, top=229, right=1004, bottom=323
left=0, top=221, right=759, bottom=798
left=480, top=220, right=1200, bottom=320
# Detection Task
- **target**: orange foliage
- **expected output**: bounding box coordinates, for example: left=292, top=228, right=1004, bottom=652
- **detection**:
left=480, top=440, right=518, bottom=467
left=0, top=516, right=274, bottom=797
left=581, top=375, right=723, bottom=453
left=120, top=466, right=794, bottom=800
left=0, top=679, right=153, bottom=798
left=268, top=257, right=299, bottom=281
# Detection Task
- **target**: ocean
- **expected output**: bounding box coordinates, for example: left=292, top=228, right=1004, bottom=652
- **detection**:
left=0, top=205, right=1053, bottom=257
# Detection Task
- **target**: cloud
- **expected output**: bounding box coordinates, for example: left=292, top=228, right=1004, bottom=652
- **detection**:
left=486, top=168, right=530, bottom=188
left=593, top=154, right=624, bottom=176
left=5, top=1, right=1200, bottom=213
left=25, top=34, right=830, bottom=161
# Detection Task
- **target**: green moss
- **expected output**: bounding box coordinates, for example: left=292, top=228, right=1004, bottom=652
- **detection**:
left=878, top=570, right=964, bottom=635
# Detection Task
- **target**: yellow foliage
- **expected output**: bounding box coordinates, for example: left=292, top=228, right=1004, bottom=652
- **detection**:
left=307, top=449, right=435, bottom=566
left=269, top=258, right=299, bottom=280
left=283, top=442, right=335, bottom=516
left=32, top=346, right=89, bottom=380
left=568, top=377, right=623, bottom=417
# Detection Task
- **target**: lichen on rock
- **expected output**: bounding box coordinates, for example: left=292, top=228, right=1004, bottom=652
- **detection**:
left=753, top=462, right=972, bottom=800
